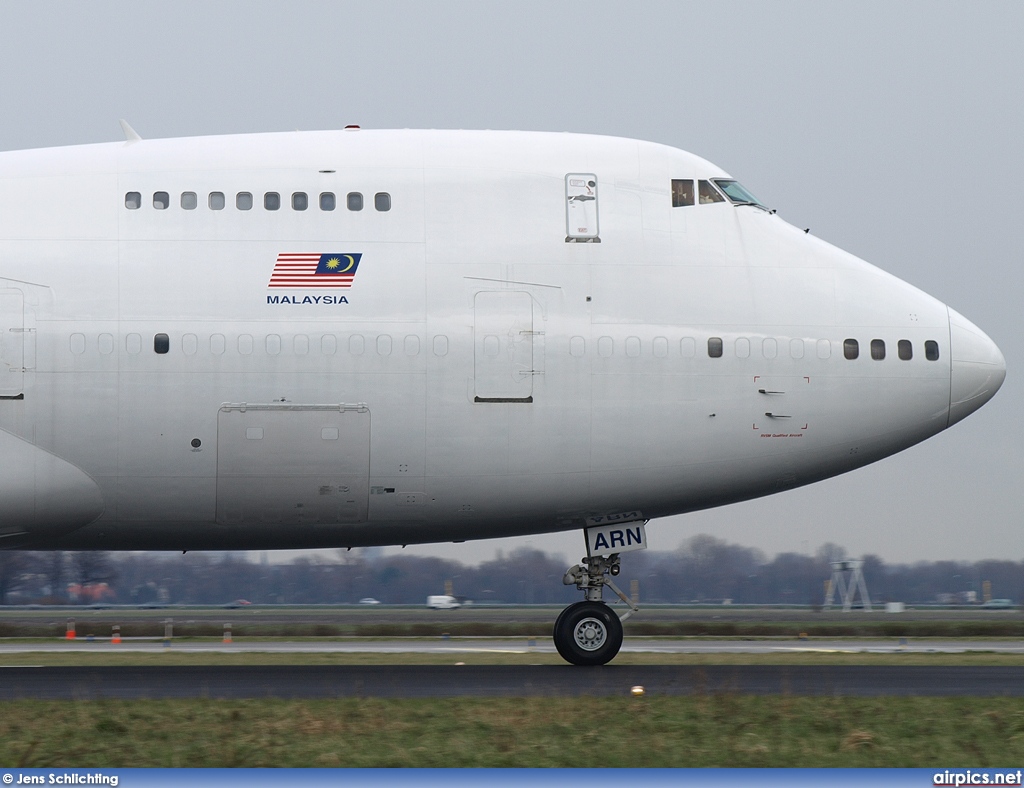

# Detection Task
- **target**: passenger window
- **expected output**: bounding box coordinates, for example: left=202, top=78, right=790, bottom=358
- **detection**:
left=817, top=339, right=832, bottom=359
left=125, top=192, right=141, bottom=210
left=320, top=192, right=336, bottom=211
left=180, top=192, right=197, bottom=210
left=209, top=192, right=225, bottom=210
left=598, top=337, right=613, bottom=357
left=236, top=192, right=253, bottom=210
left=570, top=336, right=585, bottom=357
left=292, top=192, right=308, bottom=211
left=844, top=339, right=859, bottom=360
left=264, top=192, right=281, bottom=211
left=708, top=337, right=723, bottom=358
left=763, top=338, right=778, bottom=359
left=698, top=180, right=725, bottom=204
left=871, top=339, right=886, bottom=360
left=680, top=337, right=696, bottom=358
left=735, top=338, right=750, bottom=359
left=347, top=192, right=363, bottom=211
left=898, top=340, right=913, bottom=360
left=790, top=338, right=805, bottom=359
left=153, top=192, right=169, bottom=210
left=671, top=179, right=694, bottom=207
left=154, top=333, right=170, bottom=354
left=653, top=336, right=668, bottom=358
left=374, top=193, right=391, bottom=212
left=925, top=340, right=940, bottom=361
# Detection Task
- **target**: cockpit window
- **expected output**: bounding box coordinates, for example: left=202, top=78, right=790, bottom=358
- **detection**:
left=671, top=179, right=694, bottom=207
left=712, top=179, right=765, bottom=208
left=697, top=180, right=725, bottom=204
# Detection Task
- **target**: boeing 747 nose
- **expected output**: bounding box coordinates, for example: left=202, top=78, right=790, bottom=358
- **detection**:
left=948, top=307, right=1006, bottom=427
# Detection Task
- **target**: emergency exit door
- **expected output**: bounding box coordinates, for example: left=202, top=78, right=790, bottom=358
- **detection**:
left=565, top=173, right=600, bottom=242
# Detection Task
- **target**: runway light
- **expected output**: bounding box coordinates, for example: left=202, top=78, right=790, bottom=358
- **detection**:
left=631, top=685, right=645, bottom=697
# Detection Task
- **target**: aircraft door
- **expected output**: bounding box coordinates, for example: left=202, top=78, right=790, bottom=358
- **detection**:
left=0, top=290, right=24, bottom=398
left=474, top=291, right=535, bottom=402
left=565, top=173, right=599, bottom=242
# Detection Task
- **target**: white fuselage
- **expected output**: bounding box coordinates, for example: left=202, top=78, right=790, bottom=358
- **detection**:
left=0, top=129, right=1004, bottom=550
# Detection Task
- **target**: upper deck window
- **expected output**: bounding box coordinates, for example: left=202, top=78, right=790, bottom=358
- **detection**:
left=671, top=179, right=694, bottom=207
left=347, top=192, right=363, bottom=211
left=181, top=192, right=197, bottom=210
left=236, top=192, right=253, bottom=211
left=125, top=192, right=141, bottom=210
left=320, top=192, right=336, bottom=211
left=712, top=179, right=765, bottom=209
left=209, top=192, right=225, bottom=210
left=374, top=192, right=391, bottom=212
left=292, top=192, right=308, bottom=211
left=698, top=180, right=725, bottom=204
left=264, top=192, right=281, bottom=211
left=153, top=192, right=169, bottom=210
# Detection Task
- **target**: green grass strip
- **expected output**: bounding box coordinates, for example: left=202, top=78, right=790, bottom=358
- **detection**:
left=3, top=695, right=1024, bottom=767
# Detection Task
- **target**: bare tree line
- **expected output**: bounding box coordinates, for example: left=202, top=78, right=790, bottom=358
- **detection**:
left=0, top=535, right=1020, bottom=606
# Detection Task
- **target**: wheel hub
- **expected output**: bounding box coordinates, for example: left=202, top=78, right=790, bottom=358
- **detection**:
left=573, top=617, right=606, bottom=651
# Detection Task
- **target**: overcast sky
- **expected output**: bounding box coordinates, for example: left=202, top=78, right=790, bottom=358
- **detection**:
left=0, top=2, right=1019, bottom=566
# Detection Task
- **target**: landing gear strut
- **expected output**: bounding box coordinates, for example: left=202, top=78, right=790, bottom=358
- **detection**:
left=554, top=550, right=639, bottom=665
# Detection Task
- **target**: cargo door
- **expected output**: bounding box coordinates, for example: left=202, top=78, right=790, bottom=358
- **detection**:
left=216, top=404, right=370, bottom=525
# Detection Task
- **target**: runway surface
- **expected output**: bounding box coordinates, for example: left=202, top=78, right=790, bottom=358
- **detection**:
left=2, top=664, right=1023, bottom=699
left=1, top=637, right=1023, bottom=653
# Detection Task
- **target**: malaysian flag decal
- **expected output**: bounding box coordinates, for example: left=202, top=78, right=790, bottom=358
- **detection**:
left=268, top=253, right=362, bottom=288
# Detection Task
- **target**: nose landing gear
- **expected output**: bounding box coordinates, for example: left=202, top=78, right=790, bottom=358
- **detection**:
left=555, top=551, right=639, bottom=665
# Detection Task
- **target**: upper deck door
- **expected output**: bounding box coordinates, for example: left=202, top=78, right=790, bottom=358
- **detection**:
left=0, top=290, right=24, bottom=398
left=565, top=173, right=600, bottom=242
left=474, top=291, right=534, bottom=402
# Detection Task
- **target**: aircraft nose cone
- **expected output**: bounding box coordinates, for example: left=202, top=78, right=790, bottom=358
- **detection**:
left=948, top=307, right=1006, bottom=427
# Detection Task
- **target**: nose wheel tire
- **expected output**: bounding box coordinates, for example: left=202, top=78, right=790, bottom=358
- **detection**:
left=553, top=600, right=623, bottom=666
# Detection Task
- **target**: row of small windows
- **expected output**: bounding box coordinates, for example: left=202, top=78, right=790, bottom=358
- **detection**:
left=702, top=337, right=938, bottom=361
left=840, top=338, right=940, bottom=362
left=126, top=191, right=391, bottom=212
left=68, top=333, right=942, bottom=363
left=73, top=332, right=443, bottom=357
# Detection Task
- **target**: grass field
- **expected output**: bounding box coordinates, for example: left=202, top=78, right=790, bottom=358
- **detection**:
left=3, top=695, right=1023, bottom=767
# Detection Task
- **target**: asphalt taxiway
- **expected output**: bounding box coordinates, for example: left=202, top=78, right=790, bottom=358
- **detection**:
left=1, top=664, right=1022, bottom=699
